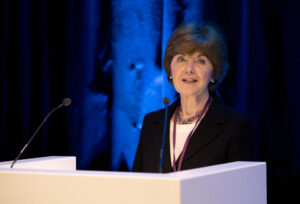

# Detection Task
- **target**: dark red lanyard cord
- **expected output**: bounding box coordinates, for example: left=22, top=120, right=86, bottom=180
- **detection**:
left=172, top=96, right=211, bottom=172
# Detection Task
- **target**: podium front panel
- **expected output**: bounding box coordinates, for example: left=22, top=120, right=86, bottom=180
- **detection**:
left=0, top=157, right=266, bottom=204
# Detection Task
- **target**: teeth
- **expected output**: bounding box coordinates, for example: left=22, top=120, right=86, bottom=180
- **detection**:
left=183, top=79, right=197, bottom=82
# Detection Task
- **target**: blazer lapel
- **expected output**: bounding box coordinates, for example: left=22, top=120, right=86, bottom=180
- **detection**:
left=182, top=97, right=226, bottom=162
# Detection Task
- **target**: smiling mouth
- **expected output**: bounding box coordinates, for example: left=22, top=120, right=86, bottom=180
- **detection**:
left=182, top=79, right=198, bottom=82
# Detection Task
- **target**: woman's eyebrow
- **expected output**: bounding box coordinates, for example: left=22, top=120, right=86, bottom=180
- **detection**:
left=197, top=54, right=206, bottom=58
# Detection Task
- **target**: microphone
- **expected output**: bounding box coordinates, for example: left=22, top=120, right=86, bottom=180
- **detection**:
left=159, top=97, right=170, bottom=173
left=10, top=98, right=72, bottom=168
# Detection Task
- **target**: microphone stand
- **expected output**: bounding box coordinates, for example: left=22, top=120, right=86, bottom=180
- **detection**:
left=10, top=98, right=71, bottom=168
left=159, top=97, right=170, bottom=173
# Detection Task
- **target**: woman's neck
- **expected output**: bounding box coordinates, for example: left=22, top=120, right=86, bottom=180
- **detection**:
left=180, top=92, right=210, bottom=119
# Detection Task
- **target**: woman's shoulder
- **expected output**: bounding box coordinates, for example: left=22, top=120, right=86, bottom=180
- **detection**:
left=143, top=108, right=165, bottom=121
left=223, top=103, right=251, bottom=121
left=210, top=95, right=253, bottom=125
left=143, top=99, right=179, bottom=122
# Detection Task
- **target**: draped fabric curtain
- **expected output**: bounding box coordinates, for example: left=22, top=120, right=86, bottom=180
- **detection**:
left=1, top=0, right=299, bottom=203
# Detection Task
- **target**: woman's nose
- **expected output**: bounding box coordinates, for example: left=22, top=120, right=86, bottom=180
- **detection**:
left=185, top=61, right=195, bottom=73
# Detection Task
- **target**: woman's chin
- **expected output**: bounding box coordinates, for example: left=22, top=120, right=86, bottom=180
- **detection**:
left=179, top=92, right=200, bottom=98
left=178, top=89, right=209, bottom=99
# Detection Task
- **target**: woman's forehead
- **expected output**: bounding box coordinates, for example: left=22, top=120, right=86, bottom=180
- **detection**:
left=174, top=49, right=208, bottom=58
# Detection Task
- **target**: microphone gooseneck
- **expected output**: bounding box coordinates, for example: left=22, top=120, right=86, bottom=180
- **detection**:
left=159, top=97, right=170, bottom=173
left=10, top=98, right=72, bottom=168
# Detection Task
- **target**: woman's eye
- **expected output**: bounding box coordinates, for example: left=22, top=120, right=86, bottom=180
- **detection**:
left=198, top=59, right=206, bottom=64
left=177, top=56, right=185, bottom=62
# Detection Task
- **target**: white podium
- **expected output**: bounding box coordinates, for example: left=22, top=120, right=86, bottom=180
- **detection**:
left=0, top=156, right=266, bottom=204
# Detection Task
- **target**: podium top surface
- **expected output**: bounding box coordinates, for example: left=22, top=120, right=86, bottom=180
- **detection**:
left=0, top=156, right=265, bottom=180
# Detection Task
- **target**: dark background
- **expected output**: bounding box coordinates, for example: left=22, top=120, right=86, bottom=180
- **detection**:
left=1, top=0, right=299, bottom=203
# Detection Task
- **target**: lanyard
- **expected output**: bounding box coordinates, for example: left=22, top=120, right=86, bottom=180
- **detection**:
left=172, top=97, right=211, bottom=172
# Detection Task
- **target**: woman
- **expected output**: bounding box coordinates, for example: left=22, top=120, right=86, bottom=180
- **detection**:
left=133, top=23, right=257, bottom=173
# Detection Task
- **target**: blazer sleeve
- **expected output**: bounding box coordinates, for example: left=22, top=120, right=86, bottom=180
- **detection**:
left=227, top=116, right=258, bottom=162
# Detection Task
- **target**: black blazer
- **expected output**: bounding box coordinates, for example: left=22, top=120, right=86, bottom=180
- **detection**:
left=133, top=95, right=257, bottom=173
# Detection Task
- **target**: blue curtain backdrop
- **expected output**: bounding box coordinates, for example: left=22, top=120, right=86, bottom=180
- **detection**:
left=1, top=0, right=299, bottom=203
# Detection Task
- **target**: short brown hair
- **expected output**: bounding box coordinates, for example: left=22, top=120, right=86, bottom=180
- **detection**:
left=163, top=23, right=229, bottom=91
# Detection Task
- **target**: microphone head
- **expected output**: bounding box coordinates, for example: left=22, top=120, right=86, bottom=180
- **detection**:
left=62, top=98, right=72, bottom=106
left=163, top=97, right=170, bottom=105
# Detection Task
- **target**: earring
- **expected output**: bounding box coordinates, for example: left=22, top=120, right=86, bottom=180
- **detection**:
left=210, top=79, right=215, bottom=83
left=169, top=76, right=173, bottom=80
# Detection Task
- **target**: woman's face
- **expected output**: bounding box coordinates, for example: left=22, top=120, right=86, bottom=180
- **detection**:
left=170, top=51, right=214, bottom=98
